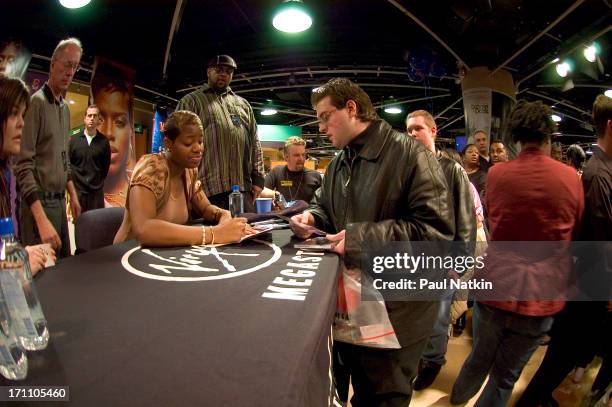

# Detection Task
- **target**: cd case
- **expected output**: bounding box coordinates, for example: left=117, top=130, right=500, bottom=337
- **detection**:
left=294, top=237, right=337, bottom=251
left=240, top=225, right=275, bottom=242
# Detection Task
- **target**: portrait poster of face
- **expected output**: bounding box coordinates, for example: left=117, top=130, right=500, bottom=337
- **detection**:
left=25, top=71, right=49, bottom=95
left=0, top=40, right=32, bottom=79
left=90, top=57, right=136, bottom=208
left=1, top=39, right=32, bottom=234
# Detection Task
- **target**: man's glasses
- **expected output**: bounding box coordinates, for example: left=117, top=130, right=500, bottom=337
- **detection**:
left=318, top=108, right=338, bottom=124
left=58, top=59, right=80, bottom=73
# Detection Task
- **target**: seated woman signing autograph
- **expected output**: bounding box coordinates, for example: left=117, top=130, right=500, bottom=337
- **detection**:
left=113, top=111, right=255, bottom=246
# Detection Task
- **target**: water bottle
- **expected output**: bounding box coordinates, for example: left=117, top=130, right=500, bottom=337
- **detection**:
left=0, top=218, right=49, bottom=351
left=229, top=185, right=243, bottom=217
left=274, top=191, right=288, bottom=210
left=0, top=286, right=27, bottom=380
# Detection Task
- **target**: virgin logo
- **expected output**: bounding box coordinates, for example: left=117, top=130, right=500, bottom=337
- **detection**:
left=121, top=239, right=281, bottom=282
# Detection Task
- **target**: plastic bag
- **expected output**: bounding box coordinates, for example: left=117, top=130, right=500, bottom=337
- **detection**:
left=333, top=266, right=401, bottom=349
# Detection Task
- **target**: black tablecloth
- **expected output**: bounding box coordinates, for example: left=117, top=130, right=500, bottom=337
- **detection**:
left=4, top=230, right=339, bottom=406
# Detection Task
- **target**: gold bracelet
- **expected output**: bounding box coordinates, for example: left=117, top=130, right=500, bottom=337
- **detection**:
left=201, top=225, right=207, bottom=246
left=210, top=226, right=215, bottom=245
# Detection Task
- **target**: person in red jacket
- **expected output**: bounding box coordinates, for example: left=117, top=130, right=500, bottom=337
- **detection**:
left=450, top=100, right=584, bottom=407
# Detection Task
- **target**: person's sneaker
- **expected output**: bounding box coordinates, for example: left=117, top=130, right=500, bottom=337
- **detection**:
left=453, top=312, right=466, bottom=336
left=413, top=362, right=442, bottom=390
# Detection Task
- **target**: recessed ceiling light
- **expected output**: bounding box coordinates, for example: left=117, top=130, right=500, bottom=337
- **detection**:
left=272, top=1, right=312, bottom=33
left=384, top=107, right=402, bottom=114
left=583, top=43, right=599, bottom=63
left=604, top=89, right=612, bottom=98
left=59, top=0, right=91, bottom=9
left=551, top=114, right=562, bottom=122
left=261, top=109, right=278, bottom=116
left=555, top=61, right=571, bottom=78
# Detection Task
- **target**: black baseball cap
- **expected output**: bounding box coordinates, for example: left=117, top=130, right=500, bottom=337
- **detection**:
left=207, top=55, right=237, bottom=70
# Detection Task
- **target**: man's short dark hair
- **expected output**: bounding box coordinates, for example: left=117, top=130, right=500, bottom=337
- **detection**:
left=311, top=78, right=378, bottom=122
left=566, top=144, right=586, bottom=170
left=507, top=100, right=556, bottom=145
left=593, top=94, right=612, bottom=139
left=85, top=104, right=98, bottom=114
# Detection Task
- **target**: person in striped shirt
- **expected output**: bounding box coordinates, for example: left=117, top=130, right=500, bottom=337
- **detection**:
left=176, top=55, right=265, bottom=213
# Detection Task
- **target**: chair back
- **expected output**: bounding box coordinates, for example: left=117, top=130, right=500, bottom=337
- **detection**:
left=74, top=207, right=125, bottom=254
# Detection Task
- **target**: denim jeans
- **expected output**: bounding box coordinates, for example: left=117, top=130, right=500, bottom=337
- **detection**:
left=450, top=302, right=553, bottom=407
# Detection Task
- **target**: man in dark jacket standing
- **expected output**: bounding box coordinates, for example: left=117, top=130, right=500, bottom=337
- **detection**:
left=69, top=104, right=110, bottom=213
left=291, top=78, right=454, bottom=406
left=406, top=109, right=476, bottom=390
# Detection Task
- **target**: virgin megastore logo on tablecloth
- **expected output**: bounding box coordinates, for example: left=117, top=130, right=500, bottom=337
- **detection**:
left=121, top=239, right=281, bottom=282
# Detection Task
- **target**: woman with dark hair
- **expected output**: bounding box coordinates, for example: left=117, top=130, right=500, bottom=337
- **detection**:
left=462, top=143, right=487, bottom=206
left=440, top=147, right=463, bottom=166
left=0, top=76, right=54, bottom=274
left=113, top=110, right=255, bottom=246
left=565, top=144, right=586, bottom=176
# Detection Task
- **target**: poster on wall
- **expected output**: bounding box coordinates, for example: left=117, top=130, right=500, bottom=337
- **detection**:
left=0, top=39, right=32, bottom=79
left=463, top=88, right=492, bottom=145
left=90, top=57, right=136, bottom=208
left=151, top=109, right=168, bottom=154
left=1, top=39, right=32, bottom=236
left=25, top=71, right=49, bottom=95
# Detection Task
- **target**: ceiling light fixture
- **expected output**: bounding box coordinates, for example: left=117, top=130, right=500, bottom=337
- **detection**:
left=555, top=61, right=571, bottom=78
left=551, top=114, right=562, bottom=123
left=583, top=43, right=599, bottom=63
left=384, top=107, right=403, bottom=114
left=272, top=0, right=313, bottom=33
left=261, top=109, right=278, bottom=116
left=605, top=89, right=612, bottom=98
left=59, top=0, right=91, bottom=9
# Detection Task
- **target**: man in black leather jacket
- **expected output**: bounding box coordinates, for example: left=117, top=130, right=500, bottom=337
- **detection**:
left=291, top=78, right=455, bottom=406
left=406, top=109, right=477, bottom=390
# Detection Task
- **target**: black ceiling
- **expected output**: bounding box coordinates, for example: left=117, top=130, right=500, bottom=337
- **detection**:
left=4, top=0, right=612, bottom=151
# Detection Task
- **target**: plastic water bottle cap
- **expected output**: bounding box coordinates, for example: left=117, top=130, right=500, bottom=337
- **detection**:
left=0, top=217, right=14, bottom=236
left=232, top=185, right=240, bottom=192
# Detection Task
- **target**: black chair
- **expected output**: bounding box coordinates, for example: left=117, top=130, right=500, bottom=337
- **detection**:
left=74, top=207, right=125, bottom=254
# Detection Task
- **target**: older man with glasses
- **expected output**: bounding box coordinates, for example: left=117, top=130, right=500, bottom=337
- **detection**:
left=14, top=37, right=83, bottom=258
left=176, top=54, right=265, bottom=213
